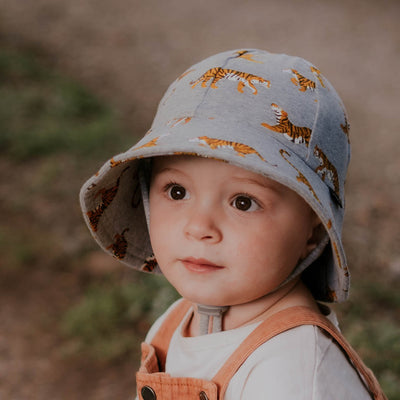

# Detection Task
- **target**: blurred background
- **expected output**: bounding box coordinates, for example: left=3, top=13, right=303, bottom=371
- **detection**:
left=0, top=0, right=399, bottom=398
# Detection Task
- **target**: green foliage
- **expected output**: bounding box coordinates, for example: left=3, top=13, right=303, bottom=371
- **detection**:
left=0, top=47, right=126, bottom=160
left=337, top=277, right=400, bottom=399
left=61, top=274, right=180, bottom=360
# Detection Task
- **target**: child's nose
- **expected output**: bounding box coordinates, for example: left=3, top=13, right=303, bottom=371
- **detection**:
left=184, top=207, right=222, bottom=243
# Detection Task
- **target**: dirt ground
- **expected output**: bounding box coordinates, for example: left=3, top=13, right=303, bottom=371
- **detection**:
left=0, top=0, right=399, bottom=399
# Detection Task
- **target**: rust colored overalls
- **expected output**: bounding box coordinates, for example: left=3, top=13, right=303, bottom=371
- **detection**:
left=136, top=300, right=387, bottom=400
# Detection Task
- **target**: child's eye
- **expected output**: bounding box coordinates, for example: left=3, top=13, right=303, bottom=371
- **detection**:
left=166, top=184, right=189, bottom=200
left=232, top=195, right=260, bottom=212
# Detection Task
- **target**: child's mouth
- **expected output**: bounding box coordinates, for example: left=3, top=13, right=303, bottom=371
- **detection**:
left=180, top=257, right=224, bottom=273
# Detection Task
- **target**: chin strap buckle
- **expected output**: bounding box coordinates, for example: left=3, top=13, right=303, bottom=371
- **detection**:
left=197, top=305, right=229, bottom=335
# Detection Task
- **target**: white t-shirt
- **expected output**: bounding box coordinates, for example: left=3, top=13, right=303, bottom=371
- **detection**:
left=144, top=300, right=371, bottom=400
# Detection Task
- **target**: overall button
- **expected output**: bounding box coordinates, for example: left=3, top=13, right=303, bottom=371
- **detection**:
left=141, top=385, right=157, bottom=400
left=199, top=391, right=209, bottom=400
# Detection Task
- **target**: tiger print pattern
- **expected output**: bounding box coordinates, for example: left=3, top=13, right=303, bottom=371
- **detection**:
left=106, top=228, right=129, bottom=260
left=167, top=117, right=192, bottom=128
left=341, top=114, right=350, bottom=143
left=234, top=50, right=262, bottom=63
left=285, top=68, right=317, bottom=92
left=313, top=145, right=341, bottom=205
left=135, top=137, right=159, bottom=150
left=262, top=103, right=312, bottom=147
left=141, top=255, right=158, bottom=272
left=191, top=67, right=270, bottom=95
left=110, top=137, right=161, bottom=168
left=326, top=287, right=338, bottom=302
left=86, top=167, right=129, bottom=231
left=192, top=136, right=266, bottom=161
left=310, top=66, right=325, bottom=88
left=279, top=149, right=320, bottom=203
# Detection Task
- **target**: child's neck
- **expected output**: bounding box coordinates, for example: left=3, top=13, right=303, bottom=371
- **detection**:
left=186, top=280, right=319, bottom=337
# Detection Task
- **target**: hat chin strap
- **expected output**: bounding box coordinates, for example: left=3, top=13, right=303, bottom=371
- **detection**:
left=197, top=305, right=230, bottom=335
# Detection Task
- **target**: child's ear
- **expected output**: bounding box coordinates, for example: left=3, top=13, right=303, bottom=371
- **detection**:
left=301, top=216, right=325, bottom=260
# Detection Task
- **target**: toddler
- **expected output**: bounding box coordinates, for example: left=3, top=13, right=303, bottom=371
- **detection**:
left=80, top=49, right=386, bottom=399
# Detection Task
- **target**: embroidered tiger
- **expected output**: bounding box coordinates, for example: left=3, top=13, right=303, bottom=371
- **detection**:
left=234, top=50, right=262, bottom=63
left=86, top=167, right=129, bottom=231
left=106, top=228, right=129, bottom=260
left=262, top=103, right=312, bottom=147
left=191, top=67, right=270, bottom=95
left=279, top=149, right=320, bottom=203
left=284, top=69, right=317, bottom=92
left=192, top=136, right=266, bottom=161
left=313, top=146, right=341, bottom=206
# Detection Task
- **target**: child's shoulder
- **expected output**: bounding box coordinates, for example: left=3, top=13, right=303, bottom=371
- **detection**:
left=144, top=298, right=187, bottom=343
left=230, top=321, right=371, bottom=399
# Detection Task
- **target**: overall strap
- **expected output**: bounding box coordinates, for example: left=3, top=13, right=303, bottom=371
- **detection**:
left=213, top=306, right=386, bottom=400
left=150, top=299, right=192, bottom=372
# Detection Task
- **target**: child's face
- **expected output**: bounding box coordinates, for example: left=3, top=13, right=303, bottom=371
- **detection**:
left=149, top=156, right=318, bottom=307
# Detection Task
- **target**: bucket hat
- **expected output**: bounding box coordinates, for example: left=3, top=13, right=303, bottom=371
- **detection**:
left=80, top=49, right=351, bottom=302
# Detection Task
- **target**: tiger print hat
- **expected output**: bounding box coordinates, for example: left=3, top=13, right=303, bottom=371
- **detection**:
left=80, top=49, right=351, bottom=302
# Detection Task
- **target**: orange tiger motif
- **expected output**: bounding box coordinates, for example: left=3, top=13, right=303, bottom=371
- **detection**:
left=340, top=114, right=350, bottom=143
left=262, top=103, right=312, bottom=147
left=331, top=241, right=349, bottom=277
left=106, top=228, right=129, bottom=260
left=326, top=287, right=338, bottom=302
left=313, top=146, right=341, bottom=206
left=284, top=68, right=316, bottom=92
left=167, top=117, right=192, bottom=128
left=192, top=136, right=266, bottom=161
left=86, top=167, right=129, bottom=231
left=234, top=50, right=262, bottom=63
left=177, top=68, right=195, bottom=81
left=310, top=66, right=325, bottom=88
left=141, top=255, right=158, bottom=272
left=279, top=149, right=320, bottom=203
left=191, top=67, right=270, bottom=95
left=135, top=137, right=159, bottom=150
left=110, top=137, right=161, bottom=168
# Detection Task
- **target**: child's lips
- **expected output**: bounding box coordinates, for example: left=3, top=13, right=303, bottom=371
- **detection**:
left=180, top=257, right=224, bottom=273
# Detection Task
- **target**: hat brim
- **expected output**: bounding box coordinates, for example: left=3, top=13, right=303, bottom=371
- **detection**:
left=80, top=114, right=349, bottom=302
